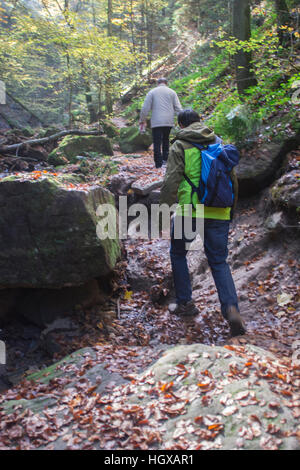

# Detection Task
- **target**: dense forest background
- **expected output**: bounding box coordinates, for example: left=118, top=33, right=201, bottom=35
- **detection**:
left=0, top=0, right=299, bottom=146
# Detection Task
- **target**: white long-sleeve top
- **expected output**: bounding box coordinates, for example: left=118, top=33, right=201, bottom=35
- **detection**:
left=139, top=84, right=182, bottom=128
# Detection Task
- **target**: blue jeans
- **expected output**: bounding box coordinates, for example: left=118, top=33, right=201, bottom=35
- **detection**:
left=170, top=217, right=239, bottom=319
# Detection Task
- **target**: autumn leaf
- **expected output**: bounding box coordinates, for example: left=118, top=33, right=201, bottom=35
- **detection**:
left=124, top=290, right=133, bottom=300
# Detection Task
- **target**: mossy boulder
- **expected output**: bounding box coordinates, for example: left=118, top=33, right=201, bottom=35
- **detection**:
left=100, top=120, right=120, bottom=138
left=119, top=126, right=152, bottom=154
left=271, top=170, right=300, bottom=212
left=48, top=135, right=114, bottom=165
left=48, top=152, right=70, bottom=166
left=0, top=174, right=121, bottom=289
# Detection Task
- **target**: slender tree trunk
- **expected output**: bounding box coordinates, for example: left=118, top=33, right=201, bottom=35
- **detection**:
left=139, top=0, right=146, bottom=76
left=228, top=0, right=235, bottom=71
left=105, top=0, right=113, bottom=115
left=107, top=0, right=113, bottom=36
left=232, top=0, right=257, bottom=96
left=97, top=81, right=105, bottom=119
left=80, top=60, right=97, bottom=124
left=274, top=0, right=291, bottom=45
left=145, top=0, right=153, bottom=75
left=129, top=0, right=139, bottom=82
left=66, top=52, right=74, bottom=128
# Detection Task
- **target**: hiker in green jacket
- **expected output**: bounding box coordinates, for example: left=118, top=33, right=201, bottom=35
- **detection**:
left=160, top=109, right=246, bottom=337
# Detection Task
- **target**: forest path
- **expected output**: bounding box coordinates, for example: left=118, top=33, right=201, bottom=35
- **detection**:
left=0, top=132, right=299, bottom=401
left=108, top=151, right=299, bottom=362
left=0, top=148, right=299, bottom=451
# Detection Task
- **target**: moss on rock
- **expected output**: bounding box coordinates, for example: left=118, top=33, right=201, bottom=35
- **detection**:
left=0, top=174, right=121, bottom=289
left=48, top=135, right=114, bottom=164
left=119, top=126, right=152, bottom=154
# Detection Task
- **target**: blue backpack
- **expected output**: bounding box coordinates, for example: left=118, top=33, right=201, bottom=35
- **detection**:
left=183, top=141, right=239, bottom=208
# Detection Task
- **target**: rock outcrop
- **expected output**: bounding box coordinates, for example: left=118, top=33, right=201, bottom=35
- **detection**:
left=0, top=174, right=121, bottom=289
left=236, top=131, right=300, bottom=197
left=0, top=343, right=298, bottom=450
left=48, top=135, right=114, bottom=165
left=271, top=170, right=300, bottom=212
left=119, top=126, right=152, bottom=154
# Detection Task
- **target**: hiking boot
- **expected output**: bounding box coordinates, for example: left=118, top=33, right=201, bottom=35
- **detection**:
left=226, top=306, right=246, bottom=337
left=168, top=301, right=199, bottom=317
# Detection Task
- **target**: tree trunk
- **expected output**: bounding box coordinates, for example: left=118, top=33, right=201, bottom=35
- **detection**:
left=66, top=53, right=74, bottom=128
left=85, top=83, right=97, bottom=124
left=105, top=0, right=113, bottom=114
left=80, top=60, right=97, bottom=124
left=139, top=0, right=146, bottom=77
left=274, top=0, right=291, bottom=45
left=107, top=0, right=113, bottom=36
left=145, top=0, right=153, bottom=75
left=232, top=0, right=257, bottom=96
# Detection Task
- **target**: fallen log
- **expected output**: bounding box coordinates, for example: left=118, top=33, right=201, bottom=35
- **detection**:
left=0, top=128, right=103, bottom=156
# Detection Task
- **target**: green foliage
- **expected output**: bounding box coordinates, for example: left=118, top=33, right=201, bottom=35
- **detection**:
left=0, top=0, right=174, bottom=125
left=170, top=52, right=230, bottom=114
left=172, top=0, right=229, bottom=36
left=206, top=70, right=300, bottom=145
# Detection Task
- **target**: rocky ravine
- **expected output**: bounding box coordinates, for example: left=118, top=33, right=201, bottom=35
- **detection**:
left=0, top=146, right=299, bottom=449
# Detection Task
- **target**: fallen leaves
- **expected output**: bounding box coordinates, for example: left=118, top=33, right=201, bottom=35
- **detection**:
left=222, top=405, right=238, bottom=417
left=277, top=293, right=293, bottom=307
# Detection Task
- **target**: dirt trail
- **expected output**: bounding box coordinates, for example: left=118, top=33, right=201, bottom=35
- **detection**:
left=0, top=150, right=299, bottom=396
left=114, top=153, right=299, bottom=357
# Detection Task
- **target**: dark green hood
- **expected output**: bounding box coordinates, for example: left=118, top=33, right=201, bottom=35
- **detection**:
left=176, top=122, right=216, bottom=144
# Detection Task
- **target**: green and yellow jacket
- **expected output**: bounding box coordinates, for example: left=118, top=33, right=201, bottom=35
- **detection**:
left=159, top=122, right=238, bottom=220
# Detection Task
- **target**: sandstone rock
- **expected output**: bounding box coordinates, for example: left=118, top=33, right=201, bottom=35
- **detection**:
left=99, top=120, right=120, bottom=138
left=0, top=93, right=42, bottom=130
left=48, top=153, right=69, bottom=166
left=271, top=170, right=300, bottom=212
left=236, top=142, right=283, bottom=196
left=0, top=174, right=121, bottom=289
left=236, top=130, right=300, bottom=197
left=131, top=178, right=163, bottom=196
left=119, top=126, right=152, bottom=154
left=48, top=135, right=113, bottom=164
left=108, top=173, right=137, bottom=197
left=1, top=344, right=298, bottom=450
left=264, top=211, right=284, bottom=234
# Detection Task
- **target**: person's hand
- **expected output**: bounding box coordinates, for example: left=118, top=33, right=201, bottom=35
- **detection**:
left=139, top=121, right=147, bottom=133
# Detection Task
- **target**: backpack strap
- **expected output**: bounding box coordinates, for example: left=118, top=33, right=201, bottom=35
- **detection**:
left=182, top=142, right=205, bottom=209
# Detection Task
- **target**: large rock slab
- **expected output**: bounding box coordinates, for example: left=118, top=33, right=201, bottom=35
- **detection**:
left=236, top=130, right=300, bottom=197
left=0, top=92, right=42, bottom=130
left=119, top=126, right=152, bottom=154
left=0, top=174, right=121, bottom=288
left=0, top=343, right=298, bottom=450
left=236, top=142, right=283, bottom=196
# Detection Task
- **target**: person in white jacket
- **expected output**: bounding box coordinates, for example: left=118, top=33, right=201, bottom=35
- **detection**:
left=139, top=78, right=182, bottom=168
